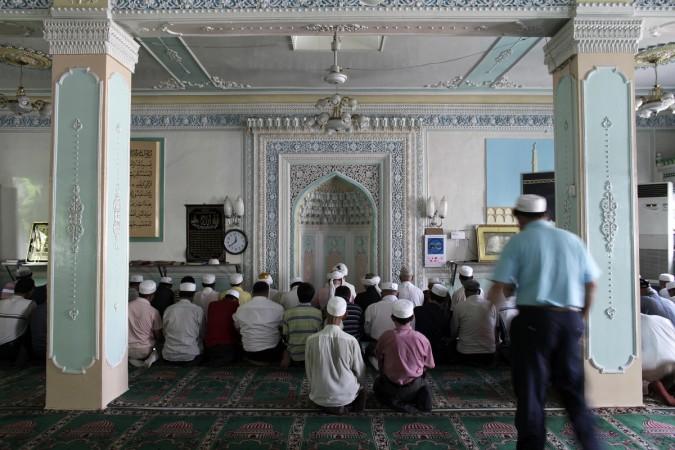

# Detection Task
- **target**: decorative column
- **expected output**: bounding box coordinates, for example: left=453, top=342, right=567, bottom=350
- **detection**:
left=43, top=12, right=139, bottom=410
left=545, top=15, right=643, bottom=407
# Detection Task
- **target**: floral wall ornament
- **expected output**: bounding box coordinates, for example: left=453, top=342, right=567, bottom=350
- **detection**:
left=600, top=181, right=618, bottom=253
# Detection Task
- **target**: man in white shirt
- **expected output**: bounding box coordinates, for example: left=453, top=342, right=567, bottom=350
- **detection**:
left=332, top=263, right=357, bottom=300
left=128, top=280, right=163, bottom=368
left=397, top=266, right=424, bottom=307
left=642, top=313, right=675, bottom=406
left=162, top=282, right=204, bottom=364
left=659, top=273, right=675, bottom=299
left=450, top=265, right=477, bottom=310
left=0, top=278, right=35, bottom=365
left=451, top=279, right=497, bottom=366
left=233, top=281, right=285, bottom=363
left=257, top=272, right=281, bottom=302
left=194, top=273, right=219, bottom=320
left=364, top=282, right=399, bottom=341
left=280, top=277, right=303, bottom=310
left=305, top=296, right=366, bottom=415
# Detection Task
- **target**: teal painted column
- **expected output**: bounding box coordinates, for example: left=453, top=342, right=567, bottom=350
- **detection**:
left=546, top=16, right=644, bottom=407
left=44, top=16, right=138, bottom=410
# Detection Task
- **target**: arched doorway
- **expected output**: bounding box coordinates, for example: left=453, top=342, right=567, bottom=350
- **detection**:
left=292, top=173, right=377, bottom=288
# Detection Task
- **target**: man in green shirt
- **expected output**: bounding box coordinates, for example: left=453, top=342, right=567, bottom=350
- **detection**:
left=281, top=283, right=323, bottom=367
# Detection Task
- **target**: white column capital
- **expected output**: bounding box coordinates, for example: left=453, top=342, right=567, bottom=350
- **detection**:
left=543, top=17, right=643, bottom=73
left=43, top=18, right=140, bottom=73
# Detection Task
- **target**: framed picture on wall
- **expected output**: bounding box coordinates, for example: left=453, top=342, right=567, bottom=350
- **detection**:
left=27, top=222, right=49, bottom=262
left=476, top=225, right=519, bottom=262
left=130, top=138, right=164, bottom=241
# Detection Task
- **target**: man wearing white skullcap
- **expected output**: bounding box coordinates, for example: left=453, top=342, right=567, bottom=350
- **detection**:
left=194, top=274, right=220, bottom=320
left=315, top=270, right=349, bottom=311
left=451, top=279, right=497, bottom=365
left=414, top=284, right=452, bottom=363
left=659, top=274, right=675, bottom=299
left=364, top=282, right=399, bottom=342
left=450, top=265, right=479, bottom=310
left=128, top=280, right=162, bottom=368
left=162, top=281, right=204, bottom=364
left=224, top=273, right=252, bottom=305
left=152, top=277, right=175, bottom=317
left=374, top=299, right=435, bottom=413
left=398, top=267, right=425, bottom=307
left=332, top=263, right=357, bottom=300
left=305, top=296, right=366, bottom=414
left=355, top=273, right=382, bottom=312
left=129, top=274, right=143, bottom=303
left=205, top=289, right=241, bottom=364
left=280, top=276, right=304, bottom=310
left=257, top=272, right=280, bottom=302
left=487, top=194, right=601, bottom=449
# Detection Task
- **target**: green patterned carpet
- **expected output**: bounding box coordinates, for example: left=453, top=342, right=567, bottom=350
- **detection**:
left=1, top=363, right=674, bottom=449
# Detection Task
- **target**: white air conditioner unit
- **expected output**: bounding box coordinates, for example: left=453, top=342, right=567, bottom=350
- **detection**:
left=638, top=182, right=674, bottom=281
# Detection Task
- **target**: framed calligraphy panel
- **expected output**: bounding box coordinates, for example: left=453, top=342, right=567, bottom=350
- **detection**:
left=130, top=138, right=164, bottom=241
left=185, top=204, right=226, bottom=262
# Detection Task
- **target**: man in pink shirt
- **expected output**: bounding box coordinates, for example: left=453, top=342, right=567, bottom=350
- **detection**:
left=128, top=280, right=163, bottom=367
left=374, top=299, right=435, bottom=413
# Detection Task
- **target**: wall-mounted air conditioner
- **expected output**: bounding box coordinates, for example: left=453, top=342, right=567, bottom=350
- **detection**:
left=638, top=182, right=673, bottom=281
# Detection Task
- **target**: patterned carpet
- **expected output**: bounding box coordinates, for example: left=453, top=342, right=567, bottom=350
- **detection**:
left=1, top=363, right=674, bottom=449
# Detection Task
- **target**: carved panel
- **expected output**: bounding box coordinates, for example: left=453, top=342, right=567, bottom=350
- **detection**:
left=553, top=74, right=579, bottom=234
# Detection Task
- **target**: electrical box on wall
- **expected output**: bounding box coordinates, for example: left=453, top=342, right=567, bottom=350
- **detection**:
left=424, top=228, right=446, bottom=268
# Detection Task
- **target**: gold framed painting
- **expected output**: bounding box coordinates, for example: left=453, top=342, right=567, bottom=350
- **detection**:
left=476, top=225, right=519, bottom=262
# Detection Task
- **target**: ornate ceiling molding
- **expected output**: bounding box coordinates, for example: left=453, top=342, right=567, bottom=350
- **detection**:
left=635, top=42, right=675, bottom=67
left=0, top=44, right=51, bottom=69
left=543, top=18, right=643, bottom=73
left=304, top=23, right=368, bottom=33
left=43, top=18, right=140, bottom=72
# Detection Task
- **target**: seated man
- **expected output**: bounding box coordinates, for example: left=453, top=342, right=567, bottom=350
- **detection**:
left=280, top=277, right=303, bottom=310
left=305, top=296, right=366, bottom=415
left=641, top=313, right=675, bottom=406
left=398, top=266, right=424, bottom=307
left=640, top=278, right=675, bottom=328
left=0, top=278, right=35, bottom=365
left=450, top=265, right=477, bottom=310
left=152, top=277, right=175, bottom=317
left=659, top=273, right=674, bottom=299
left=315, top=270, right=346, bottom=310
left=233, top=281, right=285, bottom=363
left=374, top=299, right=435, bottom=413
left=128, top=280, right=163, bottom=367
left=225, top=273, right=251, bottom=305
left=336, top=286, right=364, bottom=341
left=257, top=272, right=280, bottom=302
left=162, top=281, right=204, bottom=365
left=451, top=279, right=497, bottom=366
left=414, top=284, right=452, bottom=363
left=364, top=282, right=399, bottom=341
left=129, top=274, right=143, bottom=302
left=194, top=274, right=220, bottom=320
left=355, top=273, right=381, bottom=312
left=205, top=289, right=241, bottom=365
left=281, top=283, right=322, bottom=367
left=423, top=277, right=441, bottom=305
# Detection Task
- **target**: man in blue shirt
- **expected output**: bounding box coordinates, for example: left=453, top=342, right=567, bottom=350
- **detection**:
left=640, top=278, right=675, bottom=328
left=487, top=194, right=600, bottom=450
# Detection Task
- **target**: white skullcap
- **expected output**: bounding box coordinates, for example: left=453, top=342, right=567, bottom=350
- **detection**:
left=332, top=263, right=348, bottom=277
left=139, top=280, right=157, bottom=295
left=290, top=276, right=303, bottom=285
left=431, top=284, right=449, bottom=297
left=667, top=281, right=675, bottom=290
left=180, top=282, right=197, bottom=292
left=130, top=274, right=143, bottom=283
left=393, top=299, right=415, bottom=319
left=202, top=274, right=216, bottom=284
left=208, top=258, right=220, bottom=265
left=381, top=282, right=398, bottom=291
left=224, top=289, right=240, bottom=299
left=229, top=273, right=244, bottom=285
left=362, top=275, right=381, bottom=286
left=515, top=194, right=547, bottom=213
left=258, top=273, right=273, bottom=285
left=459, top=265, right=473, bottom=277
left=15, top=267, right=32, bottom=278
left=326, top=296, right=347, bottom=317
left=329, top=271, right=343, bottom=280
left=160, top=277, right=173, bottom=284
left=660, top=273, right=675, bottom=282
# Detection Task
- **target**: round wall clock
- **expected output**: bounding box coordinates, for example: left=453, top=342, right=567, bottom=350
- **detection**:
left=224, top=229, right=248, bottom=255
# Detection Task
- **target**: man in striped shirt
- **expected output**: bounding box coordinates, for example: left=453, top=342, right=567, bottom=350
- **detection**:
left=335, top=285, right=363, bottom=341
left=281, top=283, right=322, bottom=367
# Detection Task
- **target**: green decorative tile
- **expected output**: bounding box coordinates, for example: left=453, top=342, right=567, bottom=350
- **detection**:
left=301, top=416, right=379, bottom=450
left=39, top=413, right=139, bottom=450
left=122, top=414, right=218, bottom=450
left=0, top=412, right=68, bottom=449
left=383, top=416, right=464, bottom=449
left=210, top=416, right=294, bottom=449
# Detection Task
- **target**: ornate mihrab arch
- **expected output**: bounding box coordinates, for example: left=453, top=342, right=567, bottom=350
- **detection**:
left=244, top=124, right=425, bottom=290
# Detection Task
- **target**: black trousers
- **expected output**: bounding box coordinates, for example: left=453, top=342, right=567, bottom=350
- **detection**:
left=511, top=307, right=600, bottom=450
left=373, top=375, right=432, bottom=413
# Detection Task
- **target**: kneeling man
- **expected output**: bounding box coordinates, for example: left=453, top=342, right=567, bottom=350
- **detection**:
left=374, top=299, right=435, bottom=413
left=305, top=296, right=366, bottom=415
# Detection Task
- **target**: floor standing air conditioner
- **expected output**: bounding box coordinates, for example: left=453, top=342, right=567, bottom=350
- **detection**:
left=638, top=182, right=674, bottom=281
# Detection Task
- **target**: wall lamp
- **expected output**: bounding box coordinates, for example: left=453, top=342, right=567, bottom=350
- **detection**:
left=224, top=195, right=244, bottom=226
left=426, top=196, right=447, bottom=228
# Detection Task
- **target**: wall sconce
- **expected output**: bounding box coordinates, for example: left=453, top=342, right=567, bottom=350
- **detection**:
left=426, top=195, right=447, bottom=228
left=224, top=195, right=244, bottom=226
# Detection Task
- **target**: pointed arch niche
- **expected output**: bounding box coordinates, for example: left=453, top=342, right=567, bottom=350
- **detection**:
left=245, top=131, right=424, bottom=291
left=292, top=173, right=378, bottom=288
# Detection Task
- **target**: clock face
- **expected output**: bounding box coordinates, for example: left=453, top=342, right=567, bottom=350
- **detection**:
left=224, top=229, right=248, bottom=255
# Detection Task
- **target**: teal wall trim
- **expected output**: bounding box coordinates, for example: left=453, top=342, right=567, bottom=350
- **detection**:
left=129, top=137, right=164, bottom=242
left=554, top=75, right=579, bottom=235
left=105, top=73, right=131, bottom=368
left=49, top=68, right=102, bottom=374
left=137, top=37, right=214, bottom=89
left=583, top=67, right=638, bottom=374
left=462, top=37, right=541, bottom=88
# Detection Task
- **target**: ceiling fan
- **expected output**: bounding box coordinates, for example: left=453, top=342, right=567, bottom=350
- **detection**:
left=635, top=43, right=675, bottom=119
left=0, top=45, right=52, bottom=117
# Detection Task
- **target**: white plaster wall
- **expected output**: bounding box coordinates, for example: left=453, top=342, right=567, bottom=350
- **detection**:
left=0, top=130, right=51, bottom=261
left=425, top=128, right=553, bottom=264
left=130, top=130, right=244, bottom=263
